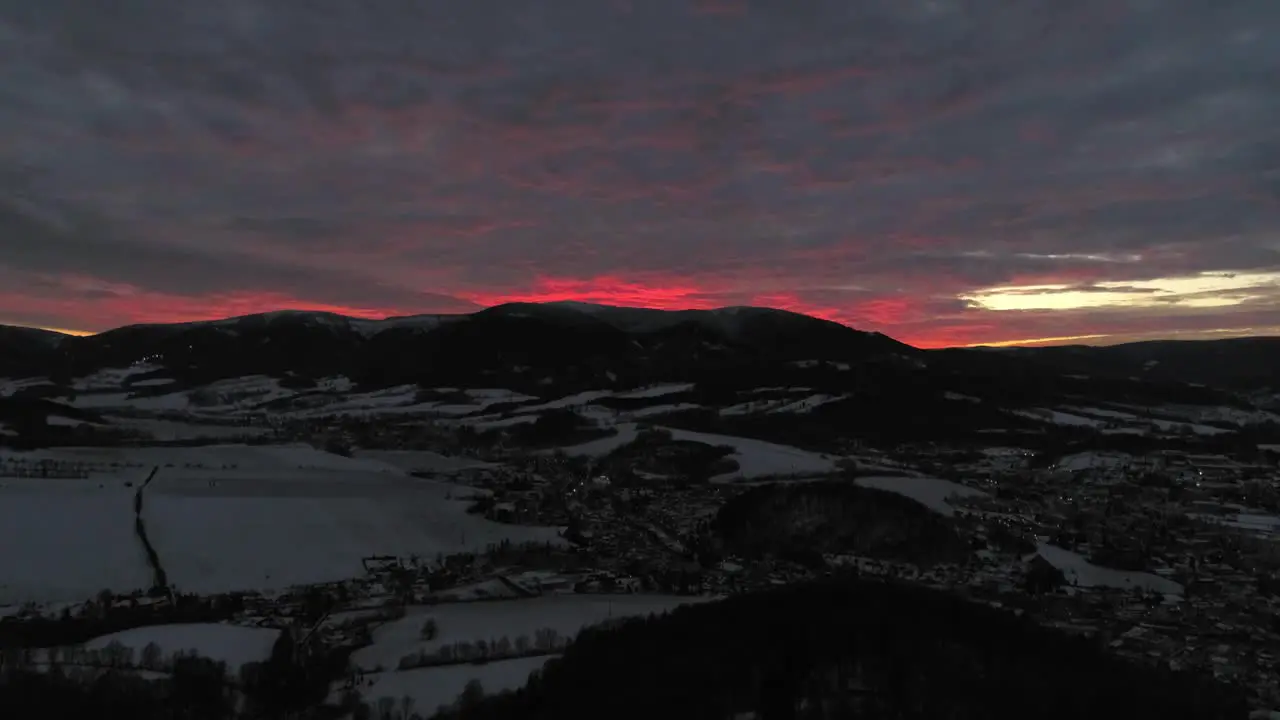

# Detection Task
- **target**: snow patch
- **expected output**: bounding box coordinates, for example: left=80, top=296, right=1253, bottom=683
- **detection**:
left=661, top=427, right=839, bottom=480
left=1035, top=543, right=1183, bottom=596
left=854, top=475, right=988, bottom=517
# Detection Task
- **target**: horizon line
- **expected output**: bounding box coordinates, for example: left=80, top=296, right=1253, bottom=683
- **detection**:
left=4, top=302, right=1276, bottom=350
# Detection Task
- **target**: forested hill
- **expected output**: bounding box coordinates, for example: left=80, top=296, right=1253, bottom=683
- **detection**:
left=437, top=576, right=1248, bottom=720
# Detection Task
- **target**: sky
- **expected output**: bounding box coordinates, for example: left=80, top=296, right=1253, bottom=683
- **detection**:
left=1, top=1, right=1278, bottom=348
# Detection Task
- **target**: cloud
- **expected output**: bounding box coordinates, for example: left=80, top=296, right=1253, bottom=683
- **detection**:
left=0, top=0, right=1278, bottom=346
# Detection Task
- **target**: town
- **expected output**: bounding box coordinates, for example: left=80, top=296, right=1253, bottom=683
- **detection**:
left=2, top=381, right=1280, bottom=717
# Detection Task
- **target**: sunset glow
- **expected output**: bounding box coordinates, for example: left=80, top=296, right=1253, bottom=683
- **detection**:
left=1, top=1, right=1277, bottom=348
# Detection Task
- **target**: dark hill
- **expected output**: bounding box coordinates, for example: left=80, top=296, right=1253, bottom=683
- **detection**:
left=439, top=576, right=1246, bottom=720
left=0, top=304, right=1275, bottom=398
left=999, top=336, right=1280, bottom=390
left=0, top=325, right=66, bottom=377
left=705, top=481, right=971, bottom=568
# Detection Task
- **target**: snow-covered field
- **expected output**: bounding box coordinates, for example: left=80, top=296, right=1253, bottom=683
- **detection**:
left=614, top=383, right=695, bottom=400
left=82, top=623, right=281, bottom=671
left=663, top=427, right=839, bottom=480
left=556, top=423, right=642, bottom=456
left=0, top=444, right=565, bottom=602
left=1035, top=543, right=1184, bottom=597
left=353, top=449, right=500, bottom=474
left=0, top=377, right=55, bottom=397
left=721, top=393, right=848, bottom=416
left=339, top=593, right=715, bottom=715
left=0, top=478, right=152, bottom=604
left=354, top=656, right=548, bottom=717
left=71, top=365, right=168, bottom=391
left=1013, top=409, right=1105, bottom=428
left=1016, top=404, right=1247, bottom=437
left=854, top=475, right=989, bottom=517
left=554, top=423, right=840, bottom=480
left=146, top=471, right=563, bottom=595
left=352, top=594, right=709, bottom=672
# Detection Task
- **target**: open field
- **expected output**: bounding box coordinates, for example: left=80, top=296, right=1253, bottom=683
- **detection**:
left=82, top=623, right=282, bottom=671
left=352, top=594, right=712, bottom=672
left=0, top=478, right=152, bottom=605
left=0, top=444, right=566, bottom=603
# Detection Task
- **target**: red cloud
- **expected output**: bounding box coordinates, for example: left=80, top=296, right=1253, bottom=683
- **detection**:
left=7, top=268, right=1279, bottom=352
left=456, top=275, right=954, bottom=345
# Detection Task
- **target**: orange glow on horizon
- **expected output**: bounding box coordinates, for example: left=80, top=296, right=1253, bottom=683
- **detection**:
left=39, top=326, right=96, bottom=337
left=961, top=333, right=1113, bottom=348
left=4, top=275, right=1273, bottom=350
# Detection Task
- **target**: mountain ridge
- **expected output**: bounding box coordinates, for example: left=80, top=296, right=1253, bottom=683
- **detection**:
left=1, top=302, right=1277, bottom=391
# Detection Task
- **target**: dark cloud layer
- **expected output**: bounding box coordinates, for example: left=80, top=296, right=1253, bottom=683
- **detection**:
left=1, top=0, right=1278, bottom=346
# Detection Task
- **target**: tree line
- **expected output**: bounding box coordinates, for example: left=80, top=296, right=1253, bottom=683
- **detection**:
left=431, top=575, right=1249, bottom=720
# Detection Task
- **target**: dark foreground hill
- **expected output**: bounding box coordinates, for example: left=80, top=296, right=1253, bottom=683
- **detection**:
left=0, top=577, right=1247, bottom=719
left=704, top=482, right=971, bottom=568
left=437, top=576, right=1246, bottom=720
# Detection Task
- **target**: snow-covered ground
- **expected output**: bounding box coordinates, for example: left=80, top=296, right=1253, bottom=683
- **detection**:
left=514, top=390, right=614, bottom=414
left=1014, top=405, right=1244, bottom=437
left=1061, top=406, right=1141, bottom=421
left=614, top=383, right=695, bottom=399
left=1147, top=418, right=1233, bottom=436
left=353, top=656, right=548, bottom=717
left=554, top=423, right=838, bottom=480
left=81, top=623, right=281, bottom=671
left=769, top=394, right=849, bottom=414
left=556, top=424, right=642, bottom=457
left=72, top=365, right=165, bottom=392
left=622, top=403, right=703, bottom=419
left=352, top=594, right=709, bottom=672
left=353, top=449, right=500, bottom=474
left=1035, top=543, right=1184, bottom=597
left=719, top=391, right=846, bottom=417
left=0, top=377, right=56, bottom=397
left=854, top=475, right=989, bottom=517
left=1013, top=409, right=1105, bottom=428
left=0, top=444, right=565, bottom=601
left=0, top=478, right=152, bottom=604
left=662, top=427, right=839, bottom=480
left=145, top=470, right=563, bottom=595
left=1160, top=404, right=1280, bottom=427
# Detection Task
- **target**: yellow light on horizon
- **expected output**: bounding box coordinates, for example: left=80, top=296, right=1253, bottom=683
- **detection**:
left=44, top=327, right=97, bottom=336
left=961, top=270, right=1280, bottom=312
left=0, top=321, right=96, bottom=336
left=963, top=333, right=1113, bottom=348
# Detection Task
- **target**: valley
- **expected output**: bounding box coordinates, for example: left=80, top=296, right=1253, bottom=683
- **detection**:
left=0, top=303, right=1278, bottom=718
